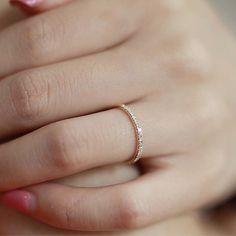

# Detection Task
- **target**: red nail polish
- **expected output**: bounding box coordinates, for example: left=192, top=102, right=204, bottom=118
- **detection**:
left=10, top=0, right=43, bottom=8
left=0, top=190, right=36, bottom=214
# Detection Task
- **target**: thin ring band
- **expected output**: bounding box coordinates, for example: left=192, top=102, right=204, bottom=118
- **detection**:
left=119, top=104, right=144, bottom=164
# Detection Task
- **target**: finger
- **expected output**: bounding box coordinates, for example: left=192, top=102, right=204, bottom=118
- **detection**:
left=0, top=0, right=145, bottom=77
left=0, top=203, right=75, bottom=235
left=0, top=96, right=201, bottom=192
left=0, top=105, right=145, bottom=191
left=0, top=47, right=153, bottom=139
left=10, top=0, right=73, bottom=13
left=0, top=164, right=139, bottom=235
left=0, top=170, right=213, bottom=231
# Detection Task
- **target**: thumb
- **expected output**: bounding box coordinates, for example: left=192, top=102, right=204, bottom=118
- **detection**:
left=10, top=0, right=73, bottom=13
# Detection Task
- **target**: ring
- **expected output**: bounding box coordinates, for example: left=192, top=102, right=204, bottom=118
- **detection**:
left=119, top=104, right=144, bottom=164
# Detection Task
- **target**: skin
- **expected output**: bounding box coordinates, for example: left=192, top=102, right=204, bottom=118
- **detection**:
left=0, top=2, right=142, bottom=235
left=0, top=9, right=215, bottom=235
left=0, top=0, right=235, bottom=234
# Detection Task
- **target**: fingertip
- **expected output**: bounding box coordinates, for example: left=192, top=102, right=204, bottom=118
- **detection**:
left=0, top=190, right=37, bottom=214
left=10, top=0, right=45, bottom=14
left=10, top=0, right=43, bottom=8
left=9, top=0, right=73, bottom=14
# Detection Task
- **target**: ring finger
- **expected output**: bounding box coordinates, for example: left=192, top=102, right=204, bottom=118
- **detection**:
left=0, top=99, right=178, bottom=192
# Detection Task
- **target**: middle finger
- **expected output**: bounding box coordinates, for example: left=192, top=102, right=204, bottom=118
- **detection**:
left=0, top=46, right=154, bottom=140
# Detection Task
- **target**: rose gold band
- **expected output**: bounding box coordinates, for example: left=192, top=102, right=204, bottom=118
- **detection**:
left=119, top=104, right=144, bottom=164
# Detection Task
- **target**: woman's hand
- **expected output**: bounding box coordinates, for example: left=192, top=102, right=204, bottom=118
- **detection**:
left=0, top=0, right=236, bottom=232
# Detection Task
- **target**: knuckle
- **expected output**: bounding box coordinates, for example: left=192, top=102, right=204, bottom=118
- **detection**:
left=195, top=89, right=227, bottom=131
left=9, top=71, right=50, bottom=124
left=21, top=17, right=57, bottom=63
left=99, top=7, right=137, bottom=38
left=60, top=201, right=75, bottom=229
left=46, top=124, right=79, bottom=172
left=50, top=199, right=76, bottom=230
left=166, top=37, right=211, bottom=81
left=185, top=86, right=229, bottom=148
left=116, top=190, right=145, bottom=229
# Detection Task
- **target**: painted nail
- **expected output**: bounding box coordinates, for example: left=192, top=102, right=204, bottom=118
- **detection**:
left=10, top=0, right=43, bottom=7
left=0, top=190, right=36, bottom=214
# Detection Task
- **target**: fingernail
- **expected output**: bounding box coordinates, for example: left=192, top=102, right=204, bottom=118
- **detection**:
left=10, top=0, right=43, bottom=7
left=0, top=190, right=36, bottom=214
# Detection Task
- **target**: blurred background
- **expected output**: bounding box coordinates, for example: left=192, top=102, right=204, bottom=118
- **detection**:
left=208, top=0, right=236, bottom=34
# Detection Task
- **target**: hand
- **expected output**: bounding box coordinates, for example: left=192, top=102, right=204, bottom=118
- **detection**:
left=0, top=0, right=236, bottom=232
